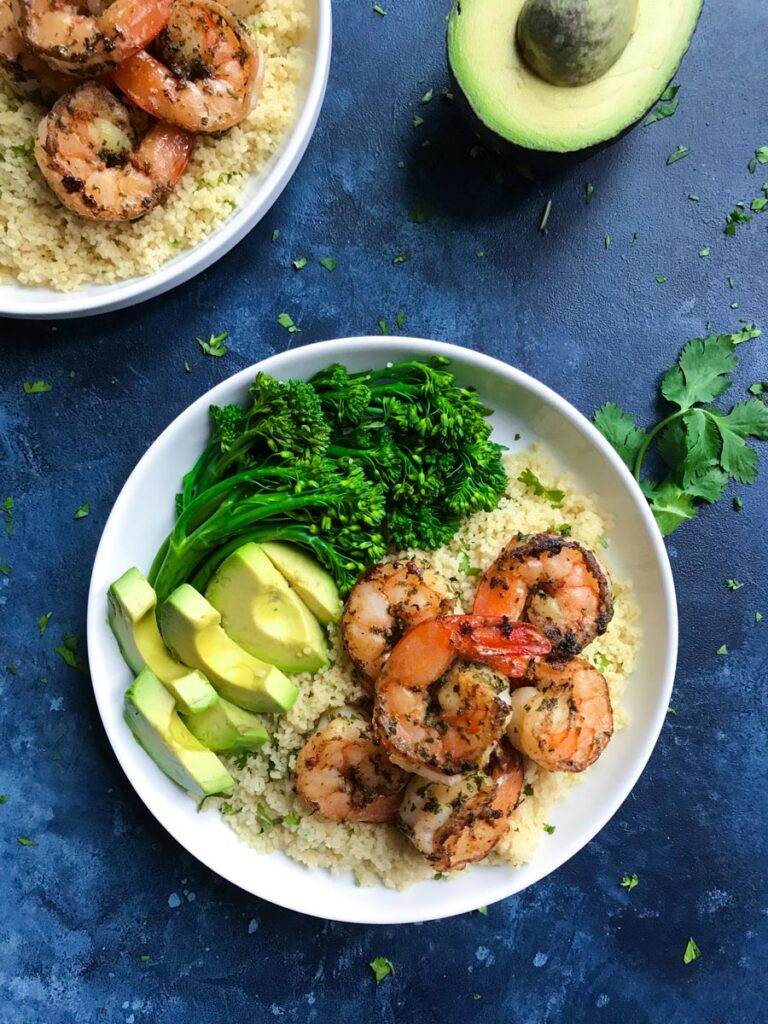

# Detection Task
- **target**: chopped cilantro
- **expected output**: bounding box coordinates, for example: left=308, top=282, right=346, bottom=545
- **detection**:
left=318, top=257, right=337, bottom=271
left=458, top=551, right=481, bottom=576
left=751, top=197, right=768, bottom=212
left=716, top=644, right=728, bottom=655
left=727, top=276, right=736, bottom=289
left=407, top=201, right=432, bottom=223
left=373, top=4, right=386, bottom=14
left=725, top=579, right=743, bottom=590
left=666, top=145, right=689, bottom=165
left=724, top=207, right=753, bottom=235
left=395, top=310, right=405, bottom=330
left=38, top=612, right=52, bottom=636
left=518, top=468, right=564, bottom=506
left=370, top=957, right=394, bottom=983
left=620, top=873, right=639, bottom=893
left=555, top=523, right=571, bottom=536
left=538, top=199, right=552, bottom=234
left=604, top=234, right=611, bottom=248
left=183, top=361, right=191, bottom=374
left=392, top=252, right=410, bottom=264
left=257, top=804, right=277, bottom=832
left=667, top=706, right=677, bottom=715
left=656, top=275, right=667, bottom=283
left=0, top=563, right=10, bottom=575
left=598, top=536, right=609, bottom=548
left=698, top=247, right=711, bottom=257
left=756, top=612, right=763, bottom=623
left=593, top=652, right=611, bottom=672
left=23, top=381, right=52, bottom=394
left=688, top=194, right=700, bottom=202
left=747, top=380, right=768, bottom=396
left=683, top=937, right=701, bottom=964
left=0, top=794, right=8, bottom=804
left=477, top=906, right=488, bottom=916
left=54, top=633, right=89, bottom=675
left=378, top=319, right=389, bottom=335
left=748, top=146, right=768, bottom=173
left=140, top=955, right=150, bottom=962
left=731, top=322, right=761, bottom=344
left=542, top=823, right=556, bottom=834
left=73, top=502, right=89, bottom=520
left=476, top=249, right=484, bottom=258
left=6, top=665, right=17, bottom=676
left=420, top=89, right=433, bottom=104
left=277, top=313, right=300, bottom=334
left=17, top=835, right=37, bottom=846
left=412, top=115, right=424, bottom=128
left=632, top=232, right=640, bottom=244
left=733, top=496, right=743, bottom=510
left=271, top=229, right=280, bottom=241
left=197, top=331, right=229, bottom=357
left=642, top=85, right=679, bottom=126
left=284, top=813, right=301, bottom=826
left=585, top=182, right=594, bottom=204
left=11, top=140, right=34, bottom=158
left=523, top=783, right=534, bottom=797
left=292, top=256, right=308, bottom=270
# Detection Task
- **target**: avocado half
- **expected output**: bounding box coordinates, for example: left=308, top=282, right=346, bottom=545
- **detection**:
left=447, top=0, right=703, bottom=162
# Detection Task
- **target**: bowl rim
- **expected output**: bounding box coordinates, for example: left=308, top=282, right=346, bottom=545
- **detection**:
left=86, top=336, right=678, bottom=923
left=0, top=0, right=332, bottom=320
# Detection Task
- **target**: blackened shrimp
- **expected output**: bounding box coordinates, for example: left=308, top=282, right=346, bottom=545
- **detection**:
left=398, top=741, right=524, bottom=872
left=17, top=0, right=172, bottom=76
left=373, top=615, right=551, bottom=784
left=112, top=0, right=263, bottom=133
left=342, top=559, right=453, bottom=690
left=474, top=532, right=613, bottom=659
left=507, top=657, right=613, bottom=772
left=294, top=717, right=410, bottom=824
left=0, top=0, right=75, bottom=97
left=34, top=81, right=194, bottom=220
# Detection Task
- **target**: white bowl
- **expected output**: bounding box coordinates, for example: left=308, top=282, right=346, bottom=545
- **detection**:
left=0, top=0, right=331, bottom=320
left=87, top=337, right=677, bottom=924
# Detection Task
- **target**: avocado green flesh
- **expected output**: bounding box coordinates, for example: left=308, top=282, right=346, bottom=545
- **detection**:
left=124, top=669, right=233, bottom=797
left=183, top=696, right=268, bottom=753
left=448, top=0, right=702, bottom=153
left=159, top=584, right=299, bottom=715
left=206, top=543, right=328, bottom=674
left=260, top=542, right=342, bottom=626
left=108, top=567, right=218, bottom=715
left=517, top=0, right=637, bottom=87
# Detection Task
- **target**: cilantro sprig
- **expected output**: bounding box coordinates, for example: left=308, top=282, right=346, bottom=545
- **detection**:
left=595, top=328, right=768, bottom=535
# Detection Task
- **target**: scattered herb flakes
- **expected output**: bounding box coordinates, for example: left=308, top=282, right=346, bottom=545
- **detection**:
left=23, top=381, right=52, bottom=394
left=477, top=906, right=489, bottom=916
left=555, top=523, right=571, bottom=536
left=197, top=331, right=229, bottom=357
left=748, top=381, right=768, bottom=396
left=284, top=813, right=301, bottom=826
left=183, top=361, right=191, bottom=374
left=277, top=313, right=300, bottom=334
left=656, top=275, right=667, bottom=283
left=412, top=114, right=424, bottom=128
left=6, top=665, right=17, bottom=676
left=538, top=199, right=552, bottom=234
left=271, top=228, right=280, bottom=242
left=642, top=84, right=679, bottom=126
left=407, top=201, right=432, bottom=223
left=257, top=803, right=278, bottom=832
left=370, top=957, right=395, bottom=983
left=73, top=501, right=90, bottom=520
left=727, top=276, right=736, bottom=289
left=730, top=301, right=740, bottom=310
left=751, top=197, right=768, bottom=212
left=4, top=496, right=15, bottom=537
left=0, top=794, right=8, bottom=804
left=420, top=89, right=433, bottom=104
left=458, top=551, right=481, bottom=576
left=378, top=319, right=389, bottom=335
left=698, top=247, right=711, bottom=257
left=716, top=644, right=728, bottom=655
left=733, top=496, right=743, bottom=511
left=17, top=835, right=37, bottom=846
left=667, top=706, right=677, bottom=715
left=473, top=994, right=482, bottom=1001
left=726, top=579, right=744, bottom=590
left=373, top=3, right=386, bottom=14
left=433, top=872, right=444, bottom=880
left=724, top=207, right=753, bottom=235
left=476, top=249, right=485, bottom=258
left=756, top=612, right=763, bottom=623
left=593, top=652, right=611, bottom=673
left=518, top=468, right=564, bottom=506
left=748, top=146, right=768, bottom=173
left=594, top=328, right=768, bottom=535
left=292, top=256, right=308, bottom=270
left=392, top=252, right=410, bottom=264
left=38, top=612, right=52, bottom=636
left=688, top=194, right=700, bottom=202
left=0, top=563, right=10, bottom=575
left=604, top=234, right=611, bottom=248
left=523, top=783, right=534, bottom=797
left=11, top=140, right=34, bottom=159
left=620, top=873, right=639, bottom=893
left=140, top=954, right=150, bottom=962
left=731, top=321, right=761, bottom=344
left=542, top=823, right=556, bottom=834
left=632, top=232, right=640, bottom=244
left=318, top=257, right=337, bottom=271
left=598, top=536, right=609, bottom=548
left=585, top=182, right=594, bottom=204
left=54, top=633, right=89, bottom=675
left=666, top=145, right=689, bottom=165
left=683, top=937, right=701, bottom=964
left=395, top=310, right=405, bottom=330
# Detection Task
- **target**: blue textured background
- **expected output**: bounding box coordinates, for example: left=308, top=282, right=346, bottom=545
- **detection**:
left=2, top=1, right=767, bottom=1020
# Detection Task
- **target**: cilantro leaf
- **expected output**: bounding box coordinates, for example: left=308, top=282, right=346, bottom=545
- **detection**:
left=683, top=938, right=701, bottom=964
left=620, top=873, right=639, bottom=893
left=708, top=401, right=768, bottom=483
left=277, top=313, right=300, bottom=334
left=197, top=331, right=229, bottom=357
left=370, top=957, right=394, bottom=983
left=54, top=633, right=89, bottom=675
left=641, top=479, right=697, bottom=535
left=642, top=85, right=679, bottom=126
left=666, top=145, right=689, bottom=165
left=73, top=501, right=90, bottom=520
left=23, top=381, right=52, bottom=394
left=17, top=835, right=37, bottom=846
left=594, top=403, right=647, bottom=470
left=38, top=612, right=52, bottom=637
left=458, top=551, right=481, bottom=576
left=661, top=334, right=737, bottom=410
left=292, top=256, right=307, bottom=271
left=518, top=468, right=564, bottom=506
left=318, top=257, right=337, bottom=271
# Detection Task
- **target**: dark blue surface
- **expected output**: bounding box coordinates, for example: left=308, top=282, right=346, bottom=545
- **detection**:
left=2, top=1, right=767, bottom=1021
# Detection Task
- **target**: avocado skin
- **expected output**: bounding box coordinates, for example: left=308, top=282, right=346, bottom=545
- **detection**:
left=447, top=1, right=702, bottom=167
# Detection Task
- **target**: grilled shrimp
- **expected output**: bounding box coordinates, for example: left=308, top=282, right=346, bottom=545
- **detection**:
left=398, top=740, right=524, bottom=872
left=373, top=615, right=551, bottom=784
left=342, top=559, right=453, bottom=690
left=294, top=717, right=410, bottom=824
left=35, top=82, right=194, bottom=220
left=474, top=532, right=613, bottom=659
left=17, top=0, right=171, bottom=76
left=112, top=0, right=263, bottom=133
left=507, top=657, right=613, bottom=772
left=0, top=0, right=75, bottom=96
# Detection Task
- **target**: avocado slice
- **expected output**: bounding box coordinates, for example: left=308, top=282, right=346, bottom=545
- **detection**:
left=448, top=0, right=702, bottom=158
left=206, top=543, right=328, bottom=674
left=184, top=697, right=268, bottom=754
left=124, top=668, right=234, bottom=797
left=159, top=584, right=299, bottom=714
left=260, top=542, right=342, bottom=626
left=108, top=567, right=219, bottom=715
